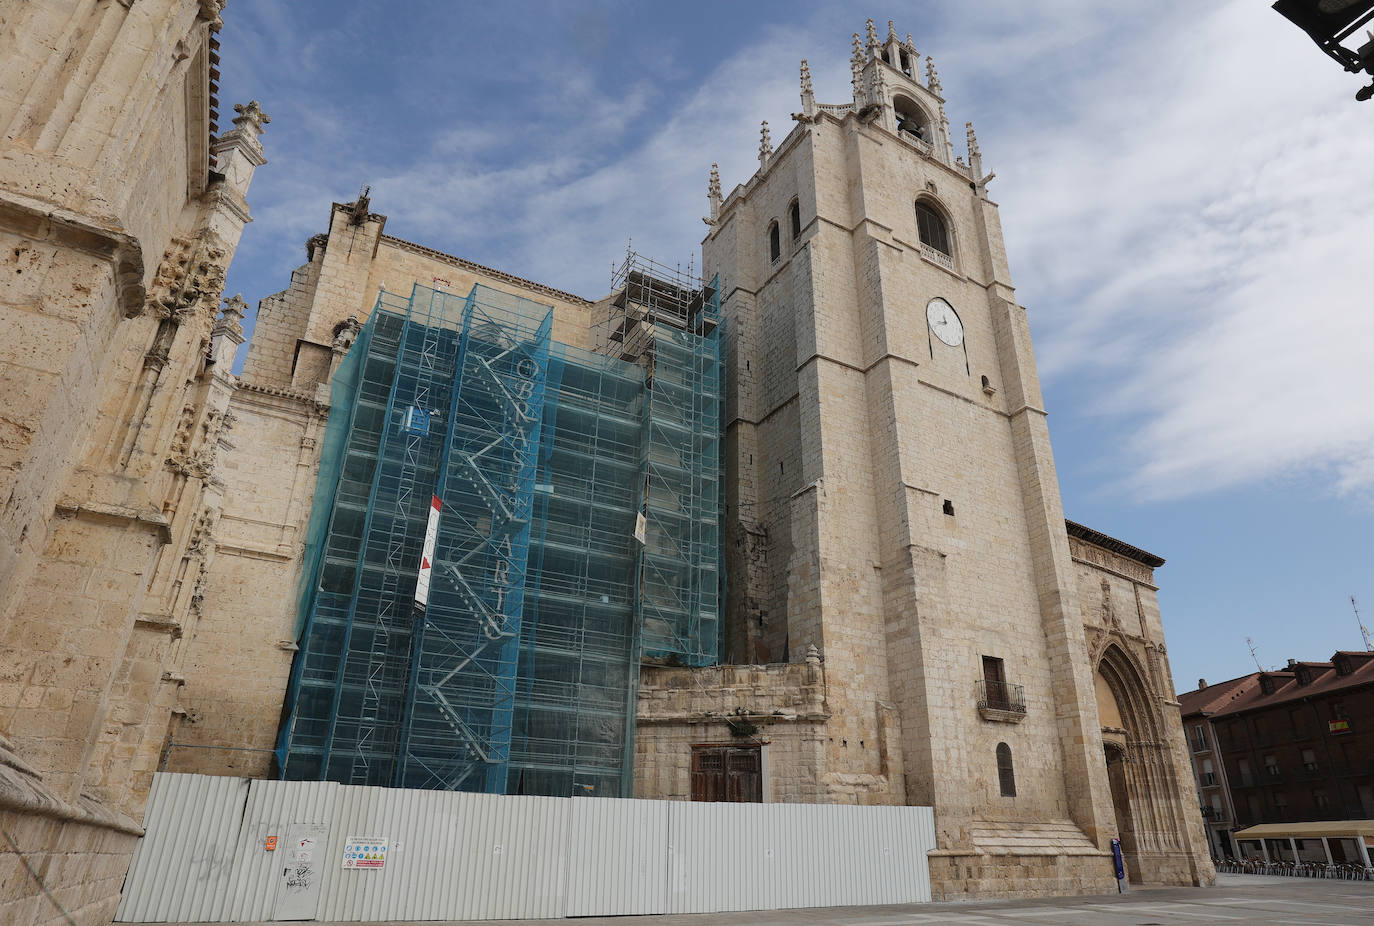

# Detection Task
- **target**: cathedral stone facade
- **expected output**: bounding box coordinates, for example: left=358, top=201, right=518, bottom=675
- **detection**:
left=0, top=3, right=265, bottom=923
left=1, top=8, right=1211, bottom=920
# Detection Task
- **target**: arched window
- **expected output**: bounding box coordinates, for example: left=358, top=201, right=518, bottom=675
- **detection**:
left=893, top=95, right=931, bottom=144
left=996, top=743, right=1016, bottom=796
left=768, top=220, right=780, bottom=262
left=789, top=199, right=801, bottom=240
left=915, top=201, right=951, bottom=257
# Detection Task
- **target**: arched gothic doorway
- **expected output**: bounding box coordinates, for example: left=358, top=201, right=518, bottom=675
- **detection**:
left=1094, top=644, right=1188, bottom=884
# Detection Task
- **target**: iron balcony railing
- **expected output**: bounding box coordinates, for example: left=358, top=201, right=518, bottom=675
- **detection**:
left=977, top=679, right=1027, bottom=715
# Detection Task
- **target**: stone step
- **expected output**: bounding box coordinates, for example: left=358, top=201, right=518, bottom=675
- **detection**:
left=969, top=819, right=1102, bottom=855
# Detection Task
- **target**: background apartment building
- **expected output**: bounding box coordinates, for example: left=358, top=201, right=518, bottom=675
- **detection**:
left=1180, top=651, right=1374, bottom=862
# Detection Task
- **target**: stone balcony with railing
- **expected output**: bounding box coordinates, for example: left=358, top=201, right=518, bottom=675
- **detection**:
left=919, top=242, right=955, bottom=272
left=977, top=678, right=1027, bottom=723
left=897, top=127, right=934, bottom=158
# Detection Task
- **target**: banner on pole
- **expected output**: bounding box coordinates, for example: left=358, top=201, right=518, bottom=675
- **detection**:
left=416, top=495, right=441, bottom=609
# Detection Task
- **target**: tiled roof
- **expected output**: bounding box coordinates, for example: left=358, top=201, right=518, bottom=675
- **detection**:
left=1208, top=655, right=1374, bottom=718
left=1064, top=520, right=1165, bottom=568
left=1179, top=673, right=1258, bottom=717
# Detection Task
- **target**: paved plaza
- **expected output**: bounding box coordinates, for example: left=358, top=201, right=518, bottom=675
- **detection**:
left=136, top=874, right=1374, bottom=926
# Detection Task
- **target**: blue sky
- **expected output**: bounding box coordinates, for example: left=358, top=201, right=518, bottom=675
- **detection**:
left=216, top=1, right=1374, bottom=694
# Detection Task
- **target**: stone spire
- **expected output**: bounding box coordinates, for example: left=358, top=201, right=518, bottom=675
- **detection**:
left=706, top=163, right=722, bottom=223
left=211, top=100, right=271, bottom=198
left=758, top=121, right=773, bottom=169
left=209, top=294, right=247, bottom=367
left=231, top=100, right=270, bottom=136
left=851, top=33, right=866, bottom=104
left=800, top=59, right=815, bottom=117
left=883, top=19, right=907, bottom=76
left=865, top=18, right=879, bottom=51
left=967, top=122, right=985, bottom=180
left=870, top=56, right=887, bottom=111
left=925, top=57, right=942, bottom=95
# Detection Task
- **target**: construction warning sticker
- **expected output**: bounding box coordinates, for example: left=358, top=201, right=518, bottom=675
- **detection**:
left=342, top=836, right=388, bottom=870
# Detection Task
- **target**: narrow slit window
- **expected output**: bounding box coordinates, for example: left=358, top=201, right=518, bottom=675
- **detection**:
left=768, top=220, right=780, bottom=262
left=789, top=199, right=801, bottom=240
left=996, top=742, right=1016, bottom=796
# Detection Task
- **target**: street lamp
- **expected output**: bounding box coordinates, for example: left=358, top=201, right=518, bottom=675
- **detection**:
left=1272, top=0, right=1374, bottom=100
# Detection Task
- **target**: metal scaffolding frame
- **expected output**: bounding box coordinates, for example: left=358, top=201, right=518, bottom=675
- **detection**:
left=397, top=287, right=553, bottom=793
left=279, top=260, right=722, bottom=796
left=594, top=251, right=723, bottom=665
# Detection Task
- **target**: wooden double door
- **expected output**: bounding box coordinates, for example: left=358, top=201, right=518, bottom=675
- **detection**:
left=690, top=744, right=762, bottom=802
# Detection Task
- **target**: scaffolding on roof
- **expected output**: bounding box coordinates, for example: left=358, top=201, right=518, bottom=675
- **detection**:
left=595, top=250, right=723, bottom=666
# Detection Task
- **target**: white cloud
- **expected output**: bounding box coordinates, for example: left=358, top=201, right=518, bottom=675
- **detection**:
left=969, top=2, right=1374, bottom=500
left=223, top=2, right=1374, bottom=502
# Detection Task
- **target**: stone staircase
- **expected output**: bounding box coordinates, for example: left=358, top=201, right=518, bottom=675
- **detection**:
left=969, top=819, right=1105, bottom=856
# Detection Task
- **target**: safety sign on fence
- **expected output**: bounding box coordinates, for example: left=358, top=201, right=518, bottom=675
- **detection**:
left=342, top=836, right=388, bottom=870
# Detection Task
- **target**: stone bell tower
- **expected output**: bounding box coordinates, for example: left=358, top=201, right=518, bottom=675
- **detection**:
left=702, top=18, right=1138, bottom=895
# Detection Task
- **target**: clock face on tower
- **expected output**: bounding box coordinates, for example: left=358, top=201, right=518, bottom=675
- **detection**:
left=926, top=297, right=964, bottom=347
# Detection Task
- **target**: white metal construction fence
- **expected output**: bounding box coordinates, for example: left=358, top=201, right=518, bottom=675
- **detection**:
left=116, top=772, right=937, bottom=922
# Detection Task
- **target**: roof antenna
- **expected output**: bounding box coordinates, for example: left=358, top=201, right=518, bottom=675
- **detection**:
left=1246, top=636, right=1264, bottom=672
left=1353, top=596, right=1373, bottom=651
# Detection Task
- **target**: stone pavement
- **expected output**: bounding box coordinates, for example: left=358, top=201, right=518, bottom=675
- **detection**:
left=140, top=873, right=1374, bottom=926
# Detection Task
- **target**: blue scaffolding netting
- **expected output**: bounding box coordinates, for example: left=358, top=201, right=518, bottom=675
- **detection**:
left=278, top=264, right=721, bottom=797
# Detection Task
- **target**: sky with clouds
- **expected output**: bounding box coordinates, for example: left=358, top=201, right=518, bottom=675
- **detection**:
left=216, top=0, right=1374, bottom=693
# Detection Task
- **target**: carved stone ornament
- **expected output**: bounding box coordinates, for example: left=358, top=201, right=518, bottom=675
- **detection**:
left=217, top=293, right=248, bottom=341
left=197, top=0, right=225, bottom=29
left=704, top=163, right=723, bottom=225
left=231, top=100, right=271, bottom=137
left=144, top=237, right=227, bottom=322
left=169, top=403, right=198, bottom=457
left=332, top=315, right=362, bottom=352
left=1101, top=578, right=1120, bottom=629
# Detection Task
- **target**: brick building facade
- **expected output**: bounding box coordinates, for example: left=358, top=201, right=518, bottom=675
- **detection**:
left=1180, top=652, right=1374, bottom=861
